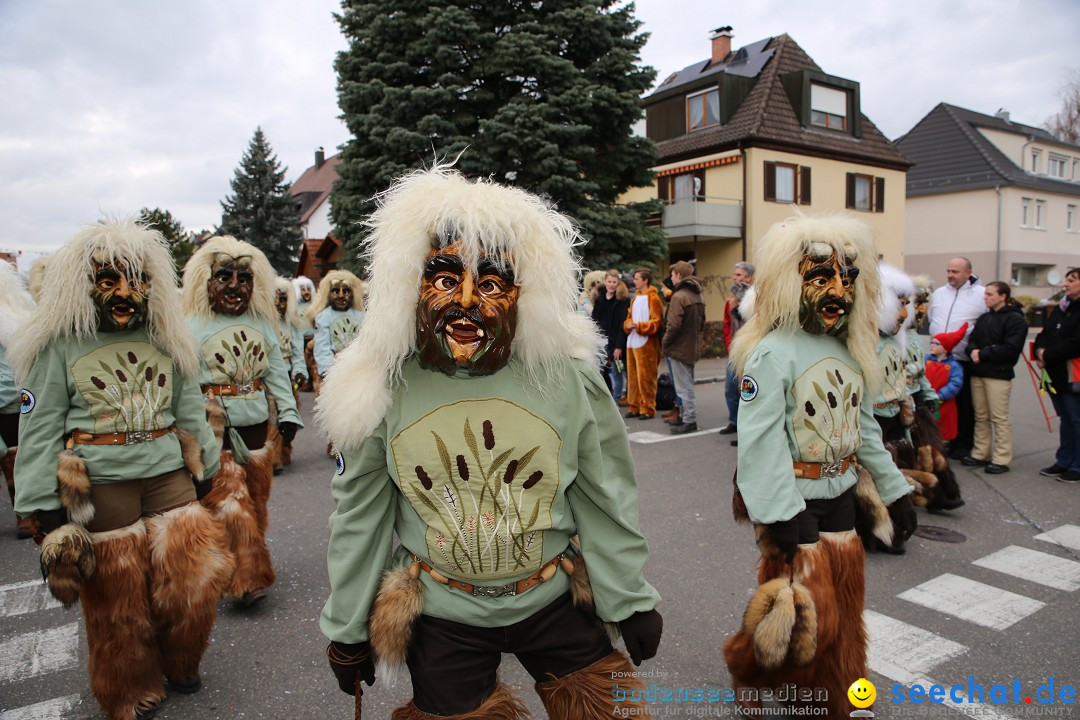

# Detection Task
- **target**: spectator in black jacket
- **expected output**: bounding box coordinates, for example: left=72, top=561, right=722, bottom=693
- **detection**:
left=1034, top=268, right=1080, bottom=483
left=591, top=269, right=630, bottom=403
left=963, top=281, right=1028, bottom=474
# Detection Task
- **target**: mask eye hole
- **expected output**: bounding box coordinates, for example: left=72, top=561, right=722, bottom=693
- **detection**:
left=433, top=275, right=459, bottom=292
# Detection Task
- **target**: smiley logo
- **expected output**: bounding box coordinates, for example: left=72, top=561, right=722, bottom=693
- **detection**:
left=847, top=677, right=876, bottom=708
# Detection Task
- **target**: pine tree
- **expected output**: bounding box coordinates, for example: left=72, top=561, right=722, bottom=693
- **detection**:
left=331, top=0, right=665, bottom=271
left=220, top=128, right=303, bottom=275
left=137, top=207, right=196, bottom=278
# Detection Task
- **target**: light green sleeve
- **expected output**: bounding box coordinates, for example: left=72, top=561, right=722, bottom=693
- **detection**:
left=566, top=363, right=661, bottom=623
left=735, top=344, right=806, bottom=525
left=314, top=309, right=334, bottom=376
left=856, top=392, right=912, bottom=506
left=320, top=423, right=397, bottom=644
left=13, top=344, right=69, bottom=515
left=259, top=320, right=302, bottom=427
left=290, top=327, right=306, bottom=377
left=172, top=369, right=220, bottom=480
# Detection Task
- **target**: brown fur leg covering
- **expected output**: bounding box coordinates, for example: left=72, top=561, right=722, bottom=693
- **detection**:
left=146, top=503, right=234, bottom=680
left=205, top=398, right=227, bottom=443
left=81, top=522, right=165, bottom=720
left=392, top=681, right=529, bottom=720
left=57, top=449, right=95, bottom=525
left=812, top=531, right=868, bottom=717
left=246, top=445, right=275, bottom=534
left=369, top=566, right=424, bottom=669
left=536, top=650, right=644, bottom=720
left=39, top=523, right=96, bottom=606
left=176, top=428, right=206, bottom=481
left=201, top=451, right=275, bottom=597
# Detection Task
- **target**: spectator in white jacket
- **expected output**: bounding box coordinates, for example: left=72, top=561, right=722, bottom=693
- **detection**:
left=928, top=257, right=987, bottom=459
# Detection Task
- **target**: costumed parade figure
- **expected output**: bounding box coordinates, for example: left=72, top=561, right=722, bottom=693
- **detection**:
left=12, top=218, right=232, bottom=720
left=318, top=166, right=662, bottom=719
left=294, top=275, right=317, bottom=391
left=0, top=260, right=35, bottom=538
left=181, top=237, right=303, bottom=608
left=273, top=276, right=307, bottom=470
left=723, top=215, right=916, bottom=717
left=311, top=268, right=365, bottom=385
left=623, top=269, right=664, bottom=420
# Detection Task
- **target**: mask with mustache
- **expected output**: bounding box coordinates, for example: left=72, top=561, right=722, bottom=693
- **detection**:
left=329, top=280, right=354, bottom=311
left=208, top=254, right=254, bottom=316
left=92, top=260, right=148, bottom=332
left=798, top=248, right=858, bottom=336
left=416, top=242, right=519, bottom=375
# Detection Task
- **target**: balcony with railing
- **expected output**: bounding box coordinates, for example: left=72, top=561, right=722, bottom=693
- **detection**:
left=645, top=196, right=742, bottom=241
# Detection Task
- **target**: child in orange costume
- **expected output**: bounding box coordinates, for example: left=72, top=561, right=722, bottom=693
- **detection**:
left=623, top=268, right=664, bottom=419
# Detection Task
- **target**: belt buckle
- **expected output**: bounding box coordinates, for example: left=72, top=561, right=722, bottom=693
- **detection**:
left=237, top=382, right=255, bottom=395
left=819, top=460, right=843, bottom=478
left=472, top=582, right=516, bottom=598
left=124, top=430, right=154, bottom=445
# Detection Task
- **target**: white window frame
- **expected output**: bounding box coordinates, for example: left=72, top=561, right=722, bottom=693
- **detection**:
left=1068, top=204, right=1077, bottom=233
left=1035, top=199, right=1046, bottom=229
left=1030, top=149, right=1042, bottom=174
left=810, top=83, right=848, bottom=131
left=1021, top=197, right=1031, bottom=227
left=1049, top=154, right=1068, bottom=179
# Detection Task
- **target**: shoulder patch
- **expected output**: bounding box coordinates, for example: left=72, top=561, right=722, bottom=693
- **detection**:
left=19, top=389, right=35, bottom=414
left=740, top=375, right=758, bottom=402
left=334, top=449, right=345, bottom=476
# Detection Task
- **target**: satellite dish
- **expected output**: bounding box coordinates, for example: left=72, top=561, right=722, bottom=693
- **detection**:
left=1048, top=270, right=1061, bottom=285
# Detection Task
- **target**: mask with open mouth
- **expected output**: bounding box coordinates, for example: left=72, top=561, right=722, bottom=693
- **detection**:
left=208, top=253, right=254, bottom=316
left=92, top=260, right=148, bottom=332
left=275, top=289, right=289, bottom=319
left=798, top=247, right=858, bottom=336
left=416, top=242, right=519, bottom=375
left=329, top=280, right=354, bottom=311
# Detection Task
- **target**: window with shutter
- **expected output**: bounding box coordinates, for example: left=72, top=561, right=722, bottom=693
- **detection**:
left=800, top=167, right=812, bottom=205
left=764, top=162, right=776, bottom=201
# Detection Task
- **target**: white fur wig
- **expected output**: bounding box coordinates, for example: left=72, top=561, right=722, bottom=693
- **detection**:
left=730, top=213, right=884, bottom=394
left=27, top=254, right=50, bottom=302
left=181, top=236, right=277, bottom=323
left=317, top=164, right=604, bottom=452
left=10, top=217, right=199, bottom=381
left=293, top=275, right=315, bottom=301
left=877, top=263, right=915, bottom=344
left=0, top=260, right=35, bottom=350
left=308, top=269, right=365, bottom=317
left=910, top=274, right=933, bottom=298
left=273, top=276, right=300, bottom=329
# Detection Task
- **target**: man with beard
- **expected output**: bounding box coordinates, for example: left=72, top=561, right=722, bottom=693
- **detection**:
left=0, top=260, right=35, bottom=538
left=318, top=166, right=662, bottom=719
left=182, top=237, right=302, bottom=608
left=723, top=215, right=915, bottom=718
left=310, top=269, right=365, bottom=382
left=294, top=275, right=316, bottom=390
left=13, top=218, right=232, bottom=720
left=272, top=276, right=306, bottom=470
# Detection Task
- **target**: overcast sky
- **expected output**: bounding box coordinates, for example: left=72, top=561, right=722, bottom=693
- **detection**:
left=2, top=0, right=1077, bottom=266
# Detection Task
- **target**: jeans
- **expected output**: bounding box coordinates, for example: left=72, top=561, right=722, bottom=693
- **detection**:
left=725, top=360, right=740, bottom=427
left=1050, top=392, right=1080, bottom=471
left=668, top=358, right=696, bottom=423
left=606, top=359, right=625, bottom=401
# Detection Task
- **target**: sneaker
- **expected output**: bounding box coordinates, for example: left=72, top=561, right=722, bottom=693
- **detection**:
left=718, top=423, right=737, bottom=435
left=240, top=589, right=268, bottom=608
left=985, top=464, right=1009, bottom=474
left=670, top=422, right=698, bottom=435
left=1040, top=464, right=1068, bottom=477
left=961, top=455, right=989, bottom=467
left=637, top=413, right=654, bottom=420
left=1058, top=470, right=1080, bottom=484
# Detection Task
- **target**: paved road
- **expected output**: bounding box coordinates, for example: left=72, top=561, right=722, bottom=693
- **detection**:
left=2, top=343, right=1079, bottom=718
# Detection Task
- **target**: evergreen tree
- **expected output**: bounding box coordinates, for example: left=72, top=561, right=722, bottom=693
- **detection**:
left=220, top=128, right=303, bottom=275
left=331, top=0, right=665, bottom=271
left=137, top=206, right=196, bottom=278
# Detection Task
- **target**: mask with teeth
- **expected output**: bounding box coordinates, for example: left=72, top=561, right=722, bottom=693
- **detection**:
left=798, top=245, right=858, bottom=336
left=208, top=254, right=254, bottom=316
left=415, top=241, right=519, bottom=375
left=92, top=260, right=148, bottom=332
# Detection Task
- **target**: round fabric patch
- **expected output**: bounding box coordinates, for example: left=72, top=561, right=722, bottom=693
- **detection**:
left=740, top=375, right=758, bottom=402
left=335, top=450, right=345, bottom=476
left=19, top=389, right=35, bottom=414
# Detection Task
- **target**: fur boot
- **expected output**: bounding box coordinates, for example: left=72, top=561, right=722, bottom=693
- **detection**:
left=536, top=650, right=644, bottom=720
left=392, top=681, right=529, bottom=719
left=201, top=450, right=275, bottom=597
left=146, top=503, right=234, bottom=683
left=2, top=446, right=34, bottom=538
left=81, top=522, right=165, bottom=720
left=369, top=565, right=424, bottom=671
left=39, top=523, right=96, bottom=606
left=246, top=445, right=275, bottom=535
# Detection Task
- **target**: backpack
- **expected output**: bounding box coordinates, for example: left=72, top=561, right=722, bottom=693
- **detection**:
left=656, top=373, right=676, bottom=411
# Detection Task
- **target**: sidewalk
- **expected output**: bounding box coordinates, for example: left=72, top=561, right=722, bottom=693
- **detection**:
left=693, top=355, right=728, bottom=384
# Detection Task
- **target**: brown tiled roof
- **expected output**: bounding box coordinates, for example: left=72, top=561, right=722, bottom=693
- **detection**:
left=290, top=154, right=342, bottom=224
left=652, top=34, right=912, bottom=170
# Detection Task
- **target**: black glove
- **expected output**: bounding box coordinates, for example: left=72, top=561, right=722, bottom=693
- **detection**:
left=194, top=476, right=214, bottom=500
left=326, top=641, right=375, bottom=695
left=888, top=495, right=917, bottom=545
left=619, top=609, right=663, bottom=666
left=293, top=374, right=307, bottom=389
left=33, top=509, right=67, bottom=542
left=763, top=518, right=800, bottom=563
left=279, top=422, right=299, bottom=445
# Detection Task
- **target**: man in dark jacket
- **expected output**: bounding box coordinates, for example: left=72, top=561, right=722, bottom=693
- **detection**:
left=1034, top=268, right=1080, bottom=483
left=662, top=261, right=705, bottom=434
left=963, top=281, right=1028, bottom=474
left=591, top=269, right=630, bottom=402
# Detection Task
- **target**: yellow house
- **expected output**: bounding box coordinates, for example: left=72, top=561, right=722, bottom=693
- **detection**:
left=625, top=28, right=911, bottom=320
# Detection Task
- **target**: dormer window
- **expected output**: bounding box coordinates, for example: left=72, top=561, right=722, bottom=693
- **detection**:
left=687, top=89, right=720, bottom=131
left=810, top=84, right=848, bottom=131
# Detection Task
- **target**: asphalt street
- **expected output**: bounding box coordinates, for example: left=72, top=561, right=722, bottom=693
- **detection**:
left=2, top=336, right=1079, bottom=719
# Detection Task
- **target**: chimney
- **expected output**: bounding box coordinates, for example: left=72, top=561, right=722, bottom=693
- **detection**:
left=315, top=147, right=325, bottom=168
left=709, top=26, right=733, bottom=65
left=994, top=108, right=1010, bottom=123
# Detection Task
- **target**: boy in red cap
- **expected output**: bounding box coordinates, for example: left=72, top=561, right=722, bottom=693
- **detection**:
left=926, top=323, right=968, bottom=442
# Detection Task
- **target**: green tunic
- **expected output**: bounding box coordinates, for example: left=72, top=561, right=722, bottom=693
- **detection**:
left=14, top=329, right=220, bottom=515
left=322, top=357, right=661, bottom=644
left=187, top=314, right=302, bottom=429
left=873, top=335, right=908, bottom=419
left=276, top=319, right=305, bottom=378
left=735, top=329, right=911, bottom=525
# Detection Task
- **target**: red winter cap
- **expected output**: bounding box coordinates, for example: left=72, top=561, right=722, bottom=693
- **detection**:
left=933, top=322, right=969, bottom=354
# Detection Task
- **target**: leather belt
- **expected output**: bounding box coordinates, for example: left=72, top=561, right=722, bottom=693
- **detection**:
left=201, top=379, right=265, bottom=397
left=874, top=402, right=898, bottom=410
left=792, top=455, right=854, bottom=480
left=71, top=425, right=176, bottom=446
left=409, top=552, right=570, bottom=598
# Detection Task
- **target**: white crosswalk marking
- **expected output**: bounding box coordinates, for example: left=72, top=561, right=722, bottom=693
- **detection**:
left=1034, top=524, right=1080, bottom=553
left=973, top=545, right=1080, bottom=591
left=897, top=573, right=1045, bottom=630
left=864, top=609, right=967, bottom=683
left=0, top=694, right=79, bottom=720
left=627, top=428, right=721, bottom=443
left=0, top=580, right=61, bottom=618
left=0, top=623, right=79, bottom=684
